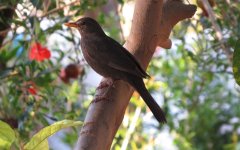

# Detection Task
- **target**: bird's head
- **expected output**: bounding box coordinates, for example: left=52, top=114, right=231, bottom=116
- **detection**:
left=64, top=17, right=105, bottom=36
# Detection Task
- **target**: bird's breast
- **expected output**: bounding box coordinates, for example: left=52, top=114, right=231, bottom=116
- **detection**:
left=80, top=36, right=125, bottom=79
left=80, top=39, right=110, bottom=77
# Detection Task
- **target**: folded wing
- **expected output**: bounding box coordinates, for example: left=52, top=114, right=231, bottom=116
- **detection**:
left=106, top=37, right=150, bottom=79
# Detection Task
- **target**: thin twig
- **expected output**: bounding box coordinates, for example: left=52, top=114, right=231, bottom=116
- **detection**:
left=201, top=0, right=233, bottom=63
left=120, top=107, right=141, bottom=150
left=0, top=28, right=11, bottom=36
left=40, top=0, right=81, bottom=18
left=0, top=30, right=16, bottom=50
left=0, top=5, right=15, bottom=10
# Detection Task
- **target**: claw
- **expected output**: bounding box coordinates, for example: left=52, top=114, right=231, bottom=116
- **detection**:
left=96, top=78, right=115, bottom=90
left=91, top=96, right=111, bottom=103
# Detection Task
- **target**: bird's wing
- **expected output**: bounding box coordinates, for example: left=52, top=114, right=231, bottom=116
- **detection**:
left=106, top=37, right=150, bottom=78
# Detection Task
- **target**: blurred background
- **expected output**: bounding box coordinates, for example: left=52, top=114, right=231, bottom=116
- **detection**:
left=0, top=0, right=240, bottom=149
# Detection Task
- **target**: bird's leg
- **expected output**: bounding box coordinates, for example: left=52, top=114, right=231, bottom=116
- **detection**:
left=92, top=78, right=118, bottom=103
left=96, top=78, right=115, bottom=90
left=102, top=78, right=118, bottom=94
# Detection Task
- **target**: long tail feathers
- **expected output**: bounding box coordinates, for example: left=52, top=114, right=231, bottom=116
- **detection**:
left=128, top=77, right=167, bottom=124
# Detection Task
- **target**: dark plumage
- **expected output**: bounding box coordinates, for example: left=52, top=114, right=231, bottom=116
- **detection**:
left=65, top=17, right=166, bottom=123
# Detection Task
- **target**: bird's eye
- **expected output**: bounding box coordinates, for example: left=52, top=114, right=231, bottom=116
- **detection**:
left=80, top=21, right=86, bottom=26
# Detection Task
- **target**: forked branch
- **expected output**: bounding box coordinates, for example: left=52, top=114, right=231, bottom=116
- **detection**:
left=76, top=0, right=196, bottom=149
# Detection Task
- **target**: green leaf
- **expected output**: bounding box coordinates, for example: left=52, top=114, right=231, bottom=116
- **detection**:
left=67, top=81, right=80, bottom=102
left=30, top=0, right=42, bottom=9
left=5, top=45, right=21, bottom=61
left=24, top=120, right=83, bottom=150
left=0, top=120, right=16, bottom=150
left=117, top=0, right=124, bottom=4
left=31, top=139, right=49, bottom=150
left=0, top=68, right=12, bottom=79
left=233, top=39, right=240, bottom=86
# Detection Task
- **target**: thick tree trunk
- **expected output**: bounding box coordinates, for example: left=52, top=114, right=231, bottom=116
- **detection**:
left=76, top=0, right=196, bottom=149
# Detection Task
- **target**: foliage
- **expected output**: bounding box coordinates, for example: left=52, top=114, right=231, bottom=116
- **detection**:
left=0, top=0, right=239, bottom=149
left=0, top=120, right=82, bottom=149
left=233, top=39, right=240, bottom=86
left=24, top=120, right=82, bottom=150
left=0, top=120, right=16, bottom=150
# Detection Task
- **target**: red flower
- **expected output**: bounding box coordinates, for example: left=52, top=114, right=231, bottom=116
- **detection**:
left=27, top=87, right=37, bottom=95
left=29, top=42, right=51, bottom=61
left=26, top=81, right=37, bottom=95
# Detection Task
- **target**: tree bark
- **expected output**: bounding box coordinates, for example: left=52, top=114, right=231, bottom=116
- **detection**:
left=76, top=0, right=196, bottom=150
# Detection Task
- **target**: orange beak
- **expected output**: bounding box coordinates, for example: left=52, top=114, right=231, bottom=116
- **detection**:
left=64, top=22, right=78, bottom=28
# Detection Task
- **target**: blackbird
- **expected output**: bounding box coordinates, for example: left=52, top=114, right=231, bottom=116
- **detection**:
left=65, top=17, right=166, bottom=123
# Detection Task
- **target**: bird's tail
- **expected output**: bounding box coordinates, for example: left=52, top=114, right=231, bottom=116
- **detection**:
left=127, top=76, right=167, bottom=123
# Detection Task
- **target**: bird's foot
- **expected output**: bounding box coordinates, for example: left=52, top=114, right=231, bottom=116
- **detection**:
left=93, top=78, right=119, bottom=104
left=80, top=129, right=95, bottom=136
left=91, top=95, right=111, bottom=103
left=96, top=78, right=115, bottom=90
left=82, top=121, right=95, bottom=128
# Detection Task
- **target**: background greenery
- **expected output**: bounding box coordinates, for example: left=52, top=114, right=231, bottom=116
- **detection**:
left=0, top=0, right=239, bottom=149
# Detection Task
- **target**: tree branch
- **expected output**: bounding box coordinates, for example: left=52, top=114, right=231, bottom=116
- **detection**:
left=40, top=0, right=81, bottom=18
left=158, top=0, right=197, bottom=49
left=75, top=0, right=196, bottom=149
left=201, top=0, right=233, bottom=63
